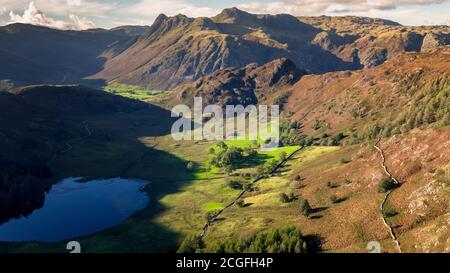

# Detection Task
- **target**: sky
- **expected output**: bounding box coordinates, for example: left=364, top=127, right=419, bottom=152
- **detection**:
left=0, top=0, right=449, bottom=30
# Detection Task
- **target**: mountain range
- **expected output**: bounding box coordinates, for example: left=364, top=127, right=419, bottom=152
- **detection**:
left=1, top=7, right=449, bottom=90
left=0, top=7, right=448, bottom=253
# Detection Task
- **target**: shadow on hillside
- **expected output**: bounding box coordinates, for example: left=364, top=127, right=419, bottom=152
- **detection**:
left=0, top=91, right=198, bottom=253
left=0, top=24, right=136, bottom=87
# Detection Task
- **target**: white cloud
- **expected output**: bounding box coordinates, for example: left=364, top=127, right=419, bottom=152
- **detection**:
left=0, top=7, right=6, bottom=15
left=238, top=0, right=447, bottom=15
left=66, top=0, right=81, bottom=6
left=8, top=1, right=95, bottom=30
left=0, top=0, right=115, bottom=18
left=125, top=0, right=219, bottom=18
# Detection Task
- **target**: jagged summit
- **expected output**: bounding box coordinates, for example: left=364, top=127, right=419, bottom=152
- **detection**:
left=171, top=57, right=305, bottom=107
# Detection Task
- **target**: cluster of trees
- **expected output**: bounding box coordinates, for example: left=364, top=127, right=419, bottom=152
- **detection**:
left=349, top=75, right=450, bottom=143
left=0, top=159, right=52, bottom=223
left=210, top=142, right=263, bottom=173
left=204, top=227, right=308, bottom=253
left=177, top=235, right=204, bottom=253
left=210, top=144, right=245, bottom=172
left=280, top=120, right=314, bottom=147
left=317, top=132, right=345, bottom=146
left=256, top=159, right=280, bottom=178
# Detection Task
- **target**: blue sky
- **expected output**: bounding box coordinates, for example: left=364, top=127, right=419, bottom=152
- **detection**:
left=0, top=0, right=449, bottom=30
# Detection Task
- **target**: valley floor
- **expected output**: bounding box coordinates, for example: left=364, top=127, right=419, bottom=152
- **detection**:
left=1, top=109, right=448, bottom=252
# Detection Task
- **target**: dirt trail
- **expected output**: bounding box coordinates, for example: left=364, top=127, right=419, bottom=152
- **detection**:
left=200, top=146, right=304, bottom=238
left=374, top=139, right=402, bottom=253
left=47, top=120, right=91, bottom=165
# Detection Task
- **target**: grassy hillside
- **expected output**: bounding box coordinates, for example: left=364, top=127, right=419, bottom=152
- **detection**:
left=284, top=46, right=450, bottom=143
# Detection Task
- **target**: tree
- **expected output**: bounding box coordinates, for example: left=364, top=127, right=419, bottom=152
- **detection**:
left=378, top=177, right=398, bottom=193
left=279, top=193, right=290, bottom=203
left=279, top=151, right=287, bottom=162
left=298, top=198, right=311, bottom=217
left=235, top=199, right=245, bottom=208
left=279, top=192, right=295, bottom=203
left=177, top=235, right=204, bottom=253
left=292, top=174, right=301, bottom=181
left=211, top=147, right=244, bottom=170
left=227, top=179, right=243, bottom=190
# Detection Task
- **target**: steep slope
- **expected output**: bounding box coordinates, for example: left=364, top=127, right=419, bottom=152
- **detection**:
left=2, top=10, right=449, bottom=91
left=283, top=46, right=450, bottom=144
left=95, top=8, right=450, bottom=90
left=93, top=8, right=357, bottom=90
left=0, top=85, right=148, bottom=162
left=0, top=24, right=138, bottom=87
left=167, top=58, right=305, bottom=107
left=299, top=16, right=450, bottom=68
left=0, top=85, right=165, bottom=224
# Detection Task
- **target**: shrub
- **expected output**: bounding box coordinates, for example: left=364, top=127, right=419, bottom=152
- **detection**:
left=227, top=179, right=243, bottom=190
left=327, top=181, right=339, bottom=188
left=312, top=119, right=322, bottom=130
left=340, top=158, right=351, bottom=164
left=298, top=198, right=311, bottom=217
left=383, top=207, right=398, bottom=218
left=177, top=235, right=204, bottom=253
left=235, top=199, right=245, bottom=208
left=243, top=183, right=253, bottom=192
left=279, top=151, right=287, bottom=162
left=378, top=177, right=398, bottom=193
left=280, top=192, right=296, bottom=203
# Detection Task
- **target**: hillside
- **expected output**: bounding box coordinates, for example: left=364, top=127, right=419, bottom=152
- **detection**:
left=94, top=8, right=450, bottom=89
left=0, top=84, right=171, bottom=225
left=1, top=10, right=449, bottom=91
left=299, top=15, right=450, bottom=68
left=166, top=58, right=305, bottom=107
left=282, top=46, right=450, bottom=144
left=0, top=24, right=137, bottom=87
left=91, top=8, right=356, bottom=89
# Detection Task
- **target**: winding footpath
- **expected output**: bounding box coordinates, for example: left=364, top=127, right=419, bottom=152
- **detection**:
left=47, top=120, right=92, bottom=165
left=374, top=139, right=402, bottom=253
left=200, top=146, right=304, bottom=238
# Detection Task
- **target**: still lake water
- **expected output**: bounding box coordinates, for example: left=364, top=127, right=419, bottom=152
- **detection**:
left=0, top=177, right=149, bottom=242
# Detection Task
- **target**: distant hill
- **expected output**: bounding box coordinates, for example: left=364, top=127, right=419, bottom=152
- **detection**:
left=168, top=58, right=305, bottom=107
left=93, top=8, right=450, bottom=89
left=0, top=23, right=139, bottom=87
left=1, top=8, right=449, bottom=90
left=93, top=8, right=358, bottom=89
left=299, top=15, right=450, bottom=68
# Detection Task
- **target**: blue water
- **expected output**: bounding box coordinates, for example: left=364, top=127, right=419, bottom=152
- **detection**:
left=0, top=177, right=149, bottom=242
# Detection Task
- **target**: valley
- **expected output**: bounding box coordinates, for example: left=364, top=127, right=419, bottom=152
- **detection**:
left=0, top=7, right=448, bottom=253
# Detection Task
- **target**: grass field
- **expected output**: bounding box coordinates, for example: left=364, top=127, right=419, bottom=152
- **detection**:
left=103, top=83, right=169, bottom=101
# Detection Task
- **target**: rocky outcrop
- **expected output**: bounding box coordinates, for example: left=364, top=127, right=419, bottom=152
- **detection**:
left=172, top=58, right=305, bottom=107
left=421, top=33, right=447, bottom=51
